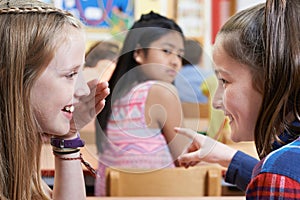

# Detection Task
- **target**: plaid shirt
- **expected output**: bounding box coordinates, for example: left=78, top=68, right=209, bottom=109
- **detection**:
left=246, top=137, right=300, bottom=199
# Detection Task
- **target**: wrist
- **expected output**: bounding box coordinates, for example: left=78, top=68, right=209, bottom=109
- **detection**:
left=51, top=134, right=85, bottom=156
left=218, top=143, right=237, bottom=168
left=53, top=150, right=81, bottom=158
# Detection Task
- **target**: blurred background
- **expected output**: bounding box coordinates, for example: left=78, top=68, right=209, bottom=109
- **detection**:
left=42, top=0, right=265, bottom=55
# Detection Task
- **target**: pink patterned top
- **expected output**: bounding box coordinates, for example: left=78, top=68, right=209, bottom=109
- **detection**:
left=94, top=81, right=175, bottom=196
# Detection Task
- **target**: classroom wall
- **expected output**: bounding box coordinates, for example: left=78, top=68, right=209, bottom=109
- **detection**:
left=236, top=0, right=266, bottom=11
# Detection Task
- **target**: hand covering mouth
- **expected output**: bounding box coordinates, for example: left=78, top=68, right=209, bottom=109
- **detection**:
left=62, top=105, right=74, bottom=113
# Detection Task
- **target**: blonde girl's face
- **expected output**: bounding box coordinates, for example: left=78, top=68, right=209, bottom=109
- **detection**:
left=134, top=31, right=184, bottom=83
left=31, top=27, right=90, bottom=136
left=212, top=36, right=262, bottom=142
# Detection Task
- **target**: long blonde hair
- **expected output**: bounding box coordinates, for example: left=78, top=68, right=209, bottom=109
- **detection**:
left=0, top=1, right=83, bottom=199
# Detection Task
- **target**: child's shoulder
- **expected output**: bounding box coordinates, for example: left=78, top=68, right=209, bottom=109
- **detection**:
left=134, top=80, right=177, bottom=94
left=261, top=137, right=300, bottom=182
left=144, top=80, right=179, bottom=102
left=150, top=81, right=178, bottom=96
left=150, top=80, right=177, bottom=90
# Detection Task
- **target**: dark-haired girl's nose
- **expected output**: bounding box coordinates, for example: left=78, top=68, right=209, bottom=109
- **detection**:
left=212, top=83, right=224, bottom=110
left=170, top=54, right=181, bottom=69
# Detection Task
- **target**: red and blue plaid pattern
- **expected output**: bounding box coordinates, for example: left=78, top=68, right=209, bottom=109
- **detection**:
left=246, top=173, right=300, bottom=199
left=246, top=137, right=300, bottom=199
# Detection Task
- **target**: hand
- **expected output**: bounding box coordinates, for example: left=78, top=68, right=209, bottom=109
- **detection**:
left=175, top=127, right=237, bottom=168
left=70, top=80, right=109, bottom=135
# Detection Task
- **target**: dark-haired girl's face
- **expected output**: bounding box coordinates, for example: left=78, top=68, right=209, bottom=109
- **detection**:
left=134, top=32, right=184, bottom=83
left=213, top=36, right=262, bottom=142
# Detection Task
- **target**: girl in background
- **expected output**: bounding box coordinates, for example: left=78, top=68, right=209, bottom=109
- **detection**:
left=95, top=11, right=186, bottom=196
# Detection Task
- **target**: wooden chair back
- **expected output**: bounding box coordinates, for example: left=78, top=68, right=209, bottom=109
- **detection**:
left=106, top=165, right=222, bottom=197
left=181, top=102, right=210, bottom=119
left=181, top=102, right=210, bottom=132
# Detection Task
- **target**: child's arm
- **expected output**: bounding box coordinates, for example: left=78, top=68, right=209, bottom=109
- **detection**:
left=146, top=81, right=185, bottom=161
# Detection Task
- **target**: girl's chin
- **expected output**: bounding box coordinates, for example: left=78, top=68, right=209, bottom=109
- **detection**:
left=230, top=130, right=254, bottom=142
left=230, top=136, right=241, bottom=143
left=229, top=130, right=242, bottom=142
left=44, top=127, right=70, bottom=137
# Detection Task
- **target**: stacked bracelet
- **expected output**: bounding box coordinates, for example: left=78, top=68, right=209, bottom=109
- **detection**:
left=53, top=152, right=98, bottom=178
left=51, top=134, right=97, bottom=178
left=50, top=134, right=85, bottom=148
left=51, top=133, right=85, bottom=154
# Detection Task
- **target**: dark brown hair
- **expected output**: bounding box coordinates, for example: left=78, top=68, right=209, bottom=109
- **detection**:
left=218, top=1, right=300, bottom=158
left=258, top=0, right=300, bottom=158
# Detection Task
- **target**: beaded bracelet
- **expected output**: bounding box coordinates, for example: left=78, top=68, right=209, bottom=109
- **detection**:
left=53, top=153, right=98, bottom=178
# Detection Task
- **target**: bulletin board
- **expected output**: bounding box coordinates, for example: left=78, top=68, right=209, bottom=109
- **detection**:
left=176, top=0, right=205, bottom=41
left=51, top=0, right=135, bottom=44
left=55, top=0, right=134, bottom=29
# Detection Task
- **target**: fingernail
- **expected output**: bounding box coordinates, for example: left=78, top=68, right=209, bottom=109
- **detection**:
left=174, top=127, right=180, bottom=131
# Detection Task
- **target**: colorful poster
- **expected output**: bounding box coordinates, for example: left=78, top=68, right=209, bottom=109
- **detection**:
left=54, top=0, right=134, bottom=32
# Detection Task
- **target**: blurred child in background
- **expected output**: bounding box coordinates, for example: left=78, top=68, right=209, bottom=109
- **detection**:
left=84, top=40, right=119, bottom=82
left=95, top=11, right=186, bottom=196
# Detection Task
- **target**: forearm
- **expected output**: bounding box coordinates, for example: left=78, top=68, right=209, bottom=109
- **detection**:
left=53, top=152, right=85, bottom=200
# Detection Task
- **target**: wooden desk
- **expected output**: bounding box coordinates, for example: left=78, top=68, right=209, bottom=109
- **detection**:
left=87, top=197, right=245, bottom=200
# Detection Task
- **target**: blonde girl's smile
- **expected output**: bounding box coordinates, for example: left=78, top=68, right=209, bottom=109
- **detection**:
left=61, top=104, right=75, bottom=120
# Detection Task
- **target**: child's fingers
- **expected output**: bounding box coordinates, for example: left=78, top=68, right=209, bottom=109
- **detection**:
left=178, top=151, right=201, bottom=165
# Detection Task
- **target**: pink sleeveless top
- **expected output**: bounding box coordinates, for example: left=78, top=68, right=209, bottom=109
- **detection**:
left=94, top=81, right=175, bottom=196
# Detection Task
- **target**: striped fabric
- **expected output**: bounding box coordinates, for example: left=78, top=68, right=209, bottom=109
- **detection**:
left=246, top=137, right=300, bottom=199
left=95, top=81, right=175, bottom=196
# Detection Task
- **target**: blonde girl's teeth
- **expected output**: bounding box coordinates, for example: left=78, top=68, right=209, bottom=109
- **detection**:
left=69, top=106, right=74, bottom=112
left=63, top=106, right=74, bottom=113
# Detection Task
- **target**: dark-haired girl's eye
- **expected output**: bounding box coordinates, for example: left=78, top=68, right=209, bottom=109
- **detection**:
left=162, top=49, right=172, bottom=55
left=219, top=78, right=229, bottom=87
left=177, top=53, right=184, bottom=59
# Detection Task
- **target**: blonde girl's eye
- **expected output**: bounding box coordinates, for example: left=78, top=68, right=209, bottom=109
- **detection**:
left=65, top=71, right=78, bottom=79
